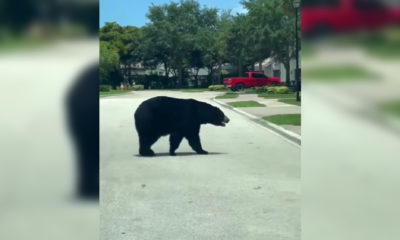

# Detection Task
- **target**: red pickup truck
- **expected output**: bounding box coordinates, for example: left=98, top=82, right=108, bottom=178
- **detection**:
left=223, top=72, right=281, bottom=91
left=302, top=0, right=400, bottom=36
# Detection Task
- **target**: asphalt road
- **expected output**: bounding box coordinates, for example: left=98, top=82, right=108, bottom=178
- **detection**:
left=100, top=90, right=300, bottom=240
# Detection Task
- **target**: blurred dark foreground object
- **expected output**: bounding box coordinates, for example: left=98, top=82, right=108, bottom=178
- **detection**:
left=0, top=0, right=99, bottom=37
left=66, top=63, right=99, bottom=200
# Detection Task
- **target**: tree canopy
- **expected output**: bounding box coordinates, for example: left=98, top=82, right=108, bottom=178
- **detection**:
left=100, top=0, right=300, bottom=89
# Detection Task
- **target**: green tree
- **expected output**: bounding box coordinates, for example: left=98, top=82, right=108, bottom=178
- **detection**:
left=203, top=10, right=234, bottom=84
left=144, top=0, right=218, bottom=87
left=242, top=0, right=298, bottom=86
left=226, top=14, right=253, bottom=77
left=189, top=6, right=218, bottom=86
left=100, top=41, right=120, bottom=87
left=100, top=22, right=142, bottom=63
left=100, top=22, right=143, bottom=84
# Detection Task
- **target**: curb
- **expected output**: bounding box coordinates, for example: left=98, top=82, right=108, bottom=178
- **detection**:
left=212, top=98, right=301, bottom=146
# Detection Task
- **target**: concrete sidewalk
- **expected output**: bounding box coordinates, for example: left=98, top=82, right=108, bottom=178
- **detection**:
left=216, top=93, right=301, bottom=136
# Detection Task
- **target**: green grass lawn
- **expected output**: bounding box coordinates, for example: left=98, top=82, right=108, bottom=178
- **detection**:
left=216, top=92, right=239, bottom=99
left=380, top=100, right=400, bottom=119
left=244, top=88, right=268, bottom=94
left=303, top=65, right=375, bottom=82
left=180, top=88, right=208, bottom=92
left=228, top=101, right=265, bottom=107
left=263, top=114, right=301, bottom=126
left=99, top=90, right=131, bottom=97
left=0, top=38, right=51, bottom=53
left=301, top=42, right=314, bottom=59
left=258, top=92, right=296, bottom=99
left=278, top=98, right=301, bottom=106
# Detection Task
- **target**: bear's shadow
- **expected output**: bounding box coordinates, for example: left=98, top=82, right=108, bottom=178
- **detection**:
left=133, top=152, right=226, bottom=158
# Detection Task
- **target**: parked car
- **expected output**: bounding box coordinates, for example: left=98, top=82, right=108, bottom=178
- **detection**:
left=223, top=71, right=281, bottom=91
left=302, top=0, right=400, bottom=37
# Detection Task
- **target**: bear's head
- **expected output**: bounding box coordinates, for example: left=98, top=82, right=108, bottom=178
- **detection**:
left=196, top=101, right=230, bottom=127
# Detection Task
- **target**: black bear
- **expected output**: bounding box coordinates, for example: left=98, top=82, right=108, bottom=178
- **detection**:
left=65, top=63, right=99, bottom=200
left=134, top=96, right=230, bottom=156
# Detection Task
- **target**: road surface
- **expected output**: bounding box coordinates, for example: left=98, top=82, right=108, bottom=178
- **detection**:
left=100, top=90, right=300, bottom=240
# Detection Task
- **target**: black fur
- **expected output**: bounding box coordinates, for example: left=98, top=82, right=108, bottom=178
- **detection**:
left=65, top=63, right=99, bottom=199
left=134, top=96, right=229, bottom=156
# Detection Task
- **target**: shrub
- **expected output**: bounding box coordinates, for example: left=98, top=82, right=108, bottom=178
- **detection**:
left=275, top=86, right=290, bottom=94
left=131, top=84, right=144, bottom=91
left=220, top=69, right=229, bottom=76
left=100, top=84, right=112, bottom=92
left=255, top=87, right=267, bottom=93
left=266, top=86, right=289, bottom=94
left=208, top=85, right=226, bottom=91
left=266, top=86, right=276, bottom=93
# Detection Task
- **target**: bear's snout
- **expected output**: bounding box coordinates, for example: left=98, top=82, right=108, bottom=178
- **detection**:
left=224, top=116, right=230, bottom=123
left=220, top=115, right=230, bottom=126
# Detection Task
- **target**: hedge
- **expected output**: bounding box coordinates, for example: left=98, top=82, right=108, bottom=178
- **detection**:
left=100, top=85, right=112, bottom=92
left=208, top=85, right=226, bottom=91
left=266, top=86, right=290, bottom=94
left=130, top=84, right=144, bottom=91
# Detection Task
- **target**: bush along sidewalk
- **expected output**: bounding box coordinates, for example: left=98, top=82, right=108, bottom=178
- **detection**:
left=99, top=84, right=144, bottom=97
left=130, top=84, right=144, bottom=90
left=243, top=85, right=299, bottom=100
left=99, top=89, right=131, bottom=97
left=208, top=85, right=227, bottom=91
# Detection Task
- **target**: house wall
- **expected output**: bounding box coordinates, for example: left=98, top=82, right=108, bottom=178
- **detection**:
left=256, top=59, right=281, bottom=79
left=280, top=52, right=301, bottom=84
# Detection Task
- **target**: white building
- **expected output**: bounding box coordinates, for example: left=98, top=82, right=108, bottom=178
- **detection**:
left=255, top=53, right=301, bottom=85
left=120, top=62, right=210, bottom=86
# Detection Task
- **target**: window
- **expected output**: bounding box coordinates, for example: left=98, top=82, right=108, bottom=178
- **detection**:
left=302, top=0, right=339, bottom=7
left=354, top=0, right=385, bottom=10
left=253, top=73, right=266, bottom=78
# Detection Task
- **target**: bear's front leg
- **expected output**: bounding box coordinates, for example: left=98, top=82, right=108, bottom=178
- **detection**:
left=169, top=133, right=183, bottom=156
left=186, top=134, right=208, bottom=155
left=138, top=134, right=158, bottom=156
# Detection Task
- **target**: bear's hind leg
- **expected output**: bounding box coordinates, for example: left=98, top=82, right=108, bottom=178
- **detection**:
left=138, top=134, right=158, bottom=156
left=169, top=134, right=183, bottom=156
left=186, top=134, right=208, bottom=155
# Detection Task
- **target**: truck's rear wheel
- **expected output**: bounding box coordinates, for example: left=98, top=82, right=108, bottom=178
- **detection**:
left=236, top=83, right=244, bottom=91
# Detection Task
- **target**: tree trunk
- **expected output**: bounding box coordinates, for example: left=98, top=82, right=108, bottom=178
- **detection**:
left=217, top=60, right=222, bottom=84
left=238, top=58, right=243, bottom=77
left=194, top=68, right=200, bottom=88
left=284, top=60, right=291, bottom=87
left=207, top=67, right=213, bottom=86
left=178, top=66, right=183, bottom=88
left=163, top=62, right=169, bottom=89
left=163, top=62, right=169, bottom=78
left=259, top=61, right=262, bottom=72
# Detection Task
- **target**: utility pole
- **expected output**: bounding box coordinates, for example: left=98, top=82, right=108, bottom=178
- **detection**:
left=293, top=0, right=301, bottom=102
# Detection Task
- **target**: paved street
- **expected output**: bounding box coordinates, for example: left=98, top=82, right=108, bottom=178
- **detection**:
left=100, top=90, right=300, bottom=240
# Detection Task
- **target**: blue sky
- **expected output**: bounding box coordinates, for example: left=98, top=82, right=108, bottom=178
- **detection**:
left=100, top=0, right=246, bottom=27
